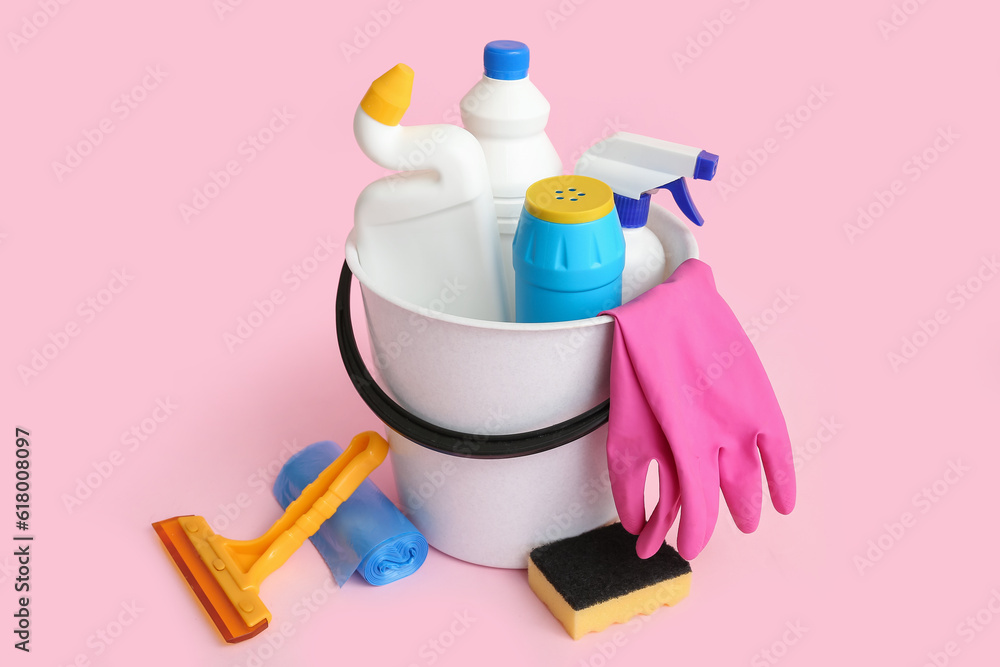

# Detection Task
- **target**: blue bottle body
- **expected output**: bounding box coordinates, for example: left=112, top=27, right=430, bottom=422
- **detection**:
left=513, top=207, right=626, bottom=322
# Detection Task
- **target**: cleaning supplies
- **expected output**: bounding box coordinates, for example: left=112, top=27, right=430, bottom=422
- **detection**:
left=273, top=440, right=428, bottom=586
left=354, top=64, right=509, bottom=322
left=575, top=132, right=718, bottom=303
left=512, top=175, right=625, bottom=323
left=528, top=523, right=692, bottom=640
left=152, top=431, right=389, bottom=643
left=460, top=40, right=563, bottom=314
left=601, top=259, right=795, bottom=560
left=339, top=241, right=644, bottom=568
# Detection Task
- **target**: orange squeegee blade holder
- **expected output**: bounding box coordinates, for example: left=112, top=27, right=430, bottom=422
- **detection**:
left=152, top=517, right=268, bottom=644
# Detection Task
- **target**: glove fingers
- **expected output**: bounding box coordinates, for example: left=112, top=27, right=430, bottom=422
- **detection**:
left=719, top=441, right=763, bottom=534
left=675, top=454, right=721, bottom=560
left=635, top=456, right=681, bottom=559
left=608, top=450, right=651, bottom=536
left=757, top=430, right=796, bottom=515
left=608, top=426, right=664, bottom=537
left=606, top=317, right=668, bottom=536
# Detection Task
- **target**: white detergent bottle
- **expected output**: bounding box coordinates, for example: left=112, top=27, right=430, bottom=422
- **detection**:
left=353, top=64, right=510, bottom=322
left=460, top=40, right=562, bottom=315
left=575, top=132, right=719, bottom=303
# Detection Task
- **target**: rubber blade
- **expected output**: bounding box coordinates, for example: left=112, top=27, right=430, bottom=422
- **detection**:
left=153, top=516, right=268, bottom=643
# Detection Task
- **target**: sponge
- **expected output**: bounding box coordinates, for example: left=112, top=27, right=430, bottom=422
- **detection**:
left=527, top=523, right=692, bottom=639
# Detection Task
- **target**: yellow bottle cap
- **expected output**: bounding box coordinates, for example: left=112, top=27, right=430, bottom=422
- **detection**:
left=360, top=63, right=414, bottom=126
left=524, top=175, right=615, bottom=224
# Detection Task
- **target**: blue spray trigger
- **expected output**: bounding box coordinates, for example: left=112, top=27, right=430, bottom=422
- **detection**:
left=661, top=178, right=705, bottom=226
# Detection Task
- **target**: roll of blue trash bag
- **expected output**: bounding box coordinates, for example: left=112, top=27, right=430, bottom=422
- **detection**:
left=273, top=440, right=428, bottom=586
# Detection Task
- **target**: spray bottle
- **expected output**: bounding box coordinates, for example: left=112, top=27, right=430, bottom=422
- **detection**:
left=353, top=64, right=510, bottom=322
left=575, top=132, right=718, bottom=303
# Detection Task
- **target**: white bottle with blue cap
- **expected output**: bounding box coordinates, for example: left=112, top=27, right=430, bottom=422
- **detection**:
left=575, top=132, right=718, bottom=303
left=460, top=40, right=562, bottom=316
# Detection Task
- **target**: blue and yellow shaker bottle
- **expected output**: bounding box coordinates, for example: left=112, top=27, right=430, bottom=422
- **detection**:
left=513, top=175, right=626, bottom=323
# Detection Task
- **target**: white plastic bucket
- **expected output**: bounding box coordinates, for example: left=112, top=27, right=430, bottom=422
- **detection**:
left=337, top=204, right=697, bottom=568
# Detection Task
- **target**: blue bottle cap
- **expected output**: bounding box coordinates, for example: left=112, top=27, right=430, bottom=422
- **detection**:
left=615, top=192, right=652, bottom=229
left=484, top=40, right=530, bottom=80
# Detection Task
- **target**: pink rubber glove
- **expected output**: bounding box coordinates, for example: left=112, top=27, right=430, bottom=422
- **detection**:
left=602, top=258, right=795, bottom=560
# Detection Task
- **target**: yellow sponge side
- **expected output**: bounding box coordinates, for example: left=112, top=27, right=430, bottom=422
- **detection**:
left=528, top=560, right=692, bottom=640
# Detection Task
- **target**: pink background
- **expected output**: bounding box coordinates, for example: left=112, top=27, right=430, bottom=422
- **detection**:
left=3, top=0, right=999, bottom=665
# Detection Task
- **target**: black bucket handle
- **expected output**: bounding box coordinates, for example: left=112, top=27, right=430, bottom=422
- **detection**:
left=335, top=261, right=610, bottom=459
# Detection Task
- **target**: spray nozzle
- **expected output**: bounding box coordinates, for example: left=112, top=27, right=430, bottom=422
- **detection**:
left=574, top=132, right=718, bottom=227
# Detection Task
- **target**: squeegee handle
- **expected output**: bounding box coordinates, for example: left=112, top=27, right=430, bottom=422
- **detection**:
left=247, top=431, right=389, bottom=583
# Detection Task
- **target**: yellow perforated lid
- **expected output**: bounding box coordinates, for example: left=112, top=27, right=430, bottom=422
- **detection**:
left=360, top=63, right=414, bottom=126
left=524, top=175, right=615, bottom=224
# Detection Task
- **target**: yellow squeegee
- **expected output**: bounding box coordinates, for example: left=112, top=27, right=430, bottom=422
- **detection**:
left=153, top=431, right=389, bottom=643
